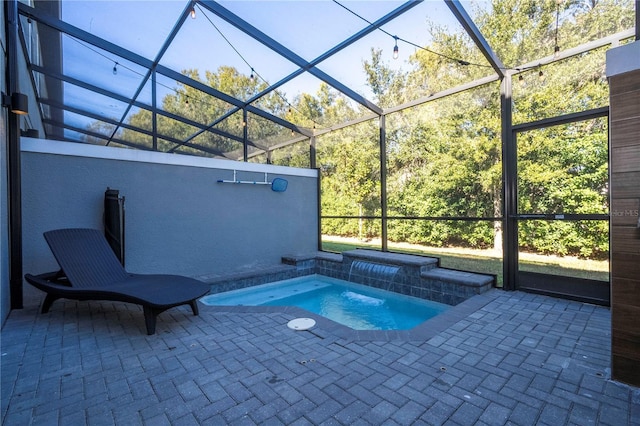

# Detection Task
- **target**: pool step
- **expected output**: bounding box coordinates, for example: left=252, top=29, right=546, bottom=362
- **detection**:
left=343, top=249, right=439, bottom=269
left=421, top=267, right=494, bottom=287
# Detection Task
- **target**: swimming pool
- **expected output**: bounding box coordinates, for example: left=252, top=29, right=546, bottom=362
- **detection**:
left=200, top=274, right=450, bottom=330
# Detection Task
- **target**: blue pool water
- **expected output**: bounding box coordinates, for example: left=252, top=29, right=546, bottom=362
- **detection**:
left=200, top=274, right=450, bottom=330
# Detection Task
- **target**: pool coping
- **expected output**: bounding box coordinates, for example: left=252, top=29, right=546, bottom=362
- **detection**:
left=200, top=289, right=501, bottom=342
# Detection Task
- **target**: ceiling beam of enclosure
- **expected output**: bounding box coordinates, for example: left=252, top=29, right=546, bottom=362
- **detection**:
left=37, top=96, right=251, bottom=156
left=104, top=1, right=193, bottom=146
left=445, top=0, right=506, bottom=77
left=28, top=63, right=270, bottom=152
left=198, top=0, right=386, bottom=115
left=195, top=0, right=424, bottom=149
left=17, top=1, right=304, bottom=154
left=19, top=0, right=505, bottom=158
left=243, top=0, right=425, bottom=108
left=509, top=28, right=636, bottom=75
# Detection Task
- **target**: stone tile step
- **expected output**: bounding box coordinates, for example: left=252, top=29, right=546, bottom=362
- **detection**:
left=342, top=249, right=439, bottom=268
left=421, top=267, right=495, bottom=287
left=282, top=251, right=343, bottom=264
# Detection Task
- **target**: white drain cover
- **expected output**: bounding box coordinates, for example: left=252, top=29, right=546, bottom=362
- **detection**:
left=287, top=318, right=316, bottom=330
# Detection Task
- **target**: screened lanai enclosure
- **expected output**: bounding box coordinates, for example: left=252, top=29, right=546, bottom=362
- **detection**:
left=6, top=0, right=638, bottom=306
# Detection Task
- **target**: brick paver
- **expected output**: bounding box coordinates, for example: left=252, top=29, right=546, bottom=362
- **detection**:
left=2, top=290, right=639, bottom=425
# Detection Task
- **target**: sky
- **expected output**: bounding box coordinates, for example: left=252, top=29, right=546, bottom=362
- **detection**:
left=57, top=1, right=486, bottom=125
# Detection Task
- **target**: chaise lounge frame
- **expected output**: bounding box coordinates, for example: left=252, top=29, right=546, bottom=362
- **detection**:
left=25, top=228, right=210, bottom=335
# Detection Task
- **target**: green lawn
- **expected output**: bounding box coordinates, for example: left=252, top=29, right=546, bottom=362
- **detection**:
left=321, top=239, right=609, bottom=287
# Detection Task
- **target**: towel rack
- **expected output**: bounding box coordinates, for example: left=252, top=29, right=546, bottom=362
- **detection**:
left=217, top=171, right=288, bottom=192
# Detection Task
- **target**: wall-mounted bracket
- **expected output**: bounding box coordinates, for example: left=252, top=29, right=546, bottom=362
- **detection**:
left=217, top=170, right=288, bottom=192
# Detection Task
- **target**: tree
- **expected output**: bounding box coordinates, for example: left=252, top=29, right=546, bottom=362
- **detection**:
left=81, top=0, right=632, bottom=259
left=110, top=67, right=289, bottom=158
left=359, top=0, right=630, bottom=257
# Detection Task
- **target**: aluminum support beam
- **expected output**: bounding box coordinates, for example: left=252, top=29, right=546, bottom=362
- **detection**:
left=19, top=2, right=305, bottom=147
left=513, top=29, right=635, bottom=73
left=152, top=71, right=158, bottom=150
left=310, top=136, right=317, bottom=170
left=18, top=2, right=153, bottom=68
left=244, top=0, right=423, bottom=106
left=199, top=0, right=383, bottom=115
left=445, top=0, right=506, bottom=77
left=6, top=0, right=23, bottom=309
left=512, top=107, right=609, bottom=132
left=636, top=0, right=639, bottom=40
left=243, top=109, right=248, bottom=161
left=384, top=74, right=501, bottom=115
left=157, top=65, right=312, bottom=137
left=30, top=68, right=251, bottom=146
left=107, top=1, right=195, bottom=145
left=379, top=115, right=388, bottom=251
left=501, top=75, right=517, bottom=291
left=254, top=73, right=500, bottom=161
left=43, top=118, right=233, bottom=158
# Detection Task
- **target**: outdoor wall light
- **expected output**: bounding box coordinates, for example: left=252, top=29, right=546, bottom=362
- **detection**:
left=2, top=92, right=29, bottom=115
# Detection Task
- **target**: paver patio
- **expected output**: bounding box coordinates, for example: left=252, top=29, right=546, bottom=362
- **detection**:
left=2, top=289, right=639, bottom=425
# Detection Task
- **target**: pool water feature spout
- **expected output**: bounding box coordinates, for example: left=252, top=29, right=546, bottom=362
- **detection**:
left=348, top=260, right=400, bottom=284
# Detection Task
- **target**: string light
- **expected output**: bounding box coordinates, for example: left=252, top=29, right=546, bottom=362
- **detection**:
left=538, top=69, right=545, bottom=81
left=190, top=7, right=196, bottom=19
left=392, top=36, right=399, bottom=60
left=332, top=0, right=546, bottom=76
left=332, top=0, right=490, bottom=69
left=70, top=36, right=238, bottom=124
left=197, top=4, right=323, bottom=130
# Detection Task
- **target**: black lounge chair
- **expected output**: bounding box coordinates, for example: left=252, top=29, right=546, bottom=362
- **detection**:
left=25, top=228, right=210, bottom=335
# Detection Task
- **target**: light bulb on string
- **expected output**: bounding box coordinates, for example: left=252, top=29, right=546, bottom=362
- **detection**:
left=112, top=62, right=118, bottom=75
left=538, top=69, right=545, bottom=81
left=250, top=68, right=255, bottom=81
left=553, top=1, right=560, bottom=59
left=190, top=7, right=196, bottom=19
left=518, top=74, right=524, bottom=84
left=392, top=36, right=399, bottom=60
